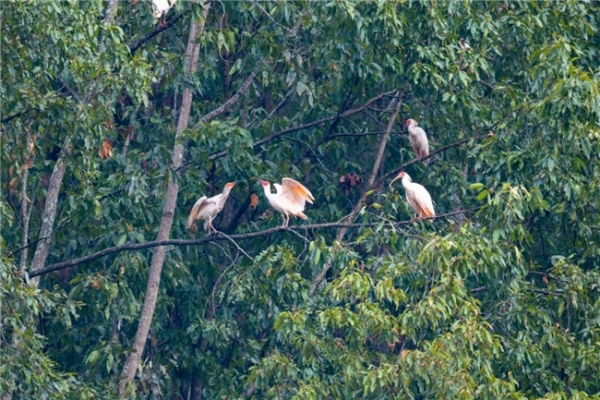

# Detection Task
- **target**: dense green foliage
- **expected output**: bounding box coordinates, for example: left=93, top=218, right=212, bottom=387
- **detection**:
left=2, top=0, right=599, bottom=398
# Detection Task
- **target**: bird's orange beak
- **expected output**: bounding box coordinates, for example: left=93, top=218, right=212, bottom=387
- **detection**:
left=389, top=172, right=403, bottom=188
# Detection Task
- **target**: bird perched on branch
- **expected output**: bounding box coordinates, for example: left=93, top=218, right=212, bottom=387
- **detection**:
left=152, top=0, right=176, bottom=26
left=406, top=118, right=430, bottom=165
left=459, top=38, right=472, bottom=51
left=186, top=182, right=235, bottom=234
left=259, top=178, right=315, bottom=227
left=389, top=172, right=435, bottom=219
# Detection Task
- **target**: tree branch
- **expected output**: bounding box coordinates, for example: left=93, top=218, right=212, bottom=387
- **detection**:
left=120, top=5, right=209, bottom=395
left=193, top=71, right=258, bottom=128
left=206, top=89, right=398, bottom=162
left=310, top=91, right=403, bottom=294
left=30, top=210, right=468, bottom=279
left=129, top=12, right=185, bottom=53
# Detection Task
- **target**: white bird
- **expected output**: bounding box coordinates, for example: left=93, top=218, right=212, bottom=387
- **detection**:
left=389, top=172, right=435, bottom=219
left=406, top=118, right=430, bottom=165
left=186, top=182, right=235, bottom=234
left=260, top=178, right=315, bottom=227
left=152, top=0, right=176, bottom=25
left=459, top=38, right=472, bottom=51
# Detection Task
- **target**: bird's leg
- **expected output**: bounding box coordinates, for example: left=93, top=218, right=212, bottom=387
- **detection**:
left=207, top=218, right=216, bottom=235
left=281, top=213, right=289, bottom=227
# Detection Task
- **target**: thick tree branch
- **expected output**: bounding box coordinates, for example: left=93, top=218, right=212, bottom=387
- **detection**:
left=129, top=13, right=185, bottom=53
left=31, top=210, right=468, bottom=279
left=310, top=91, right=403, bottom=294
left=193, top=71, right=258, bottom=129
left=29, top=153, right=67, bottom=285
left=119, top=5, right=210, bottom=395
left=104, top=0, right=119, bottom=23
left=206, top=89, right=398, bottom=162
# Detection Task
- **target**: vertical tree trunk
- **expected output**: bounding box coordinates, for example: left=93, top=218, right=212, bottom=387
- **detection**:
left=29, top=154, right=67, bottom=285
left=19, top=132, right=34, bottom=274
left=119, top=4, right=211, bottom=396
left=310, top=91, right=403, bottom=293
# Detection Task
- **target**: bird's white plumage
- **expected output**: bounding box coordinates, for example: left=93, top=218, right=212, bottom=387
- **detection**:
left=390, top=172, right=435, bottom=218
left=152, top=0, right=175, bottom=18
left=406, top=118, right=430, bottom=165
left=187, top=183, right=235, bottom=233
left=261, top=178, right=314, bottom=226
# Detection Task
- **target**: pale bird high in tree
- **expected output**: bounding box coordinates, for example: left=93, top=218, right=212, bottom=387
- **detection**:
left=152, top=0, right=176, bottom=26
left=260, top=178, right=315, bottom=227
left=459, top=38, right=472, bottom=51
left=186, top=182, right=235, bottom=234
left=389, top=172, right=435, bottom=219
left=406, top=118, right=430, bottom=165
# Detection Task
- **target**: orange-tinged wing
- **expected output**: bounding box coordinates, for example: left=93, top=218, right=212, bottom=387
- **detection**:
left=187, top=196, right=209, bottom=228
left=281, top=178, right=314, bottom=204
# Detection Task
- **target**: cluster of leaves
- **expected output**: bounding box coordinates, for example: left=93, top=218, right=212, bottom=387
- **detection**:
left=2, top=0, right=600, bottom=399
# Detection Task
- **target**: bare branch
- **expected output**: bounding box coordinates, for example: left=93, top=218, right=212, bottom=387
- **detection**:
left=31, top=210, right=469, bottom=279
left=310, top=91, right=403, bottom=294
left=120, top=4, right=210, bottom=394
left=193, top=71, right=259, bottom=128
left=30, top=153, right=67, bottom=285
left=207, top=89, right=397, bottom=162
left=129, top=13, right=185, bottom=53
left=104, top=0, right=120, bottom=23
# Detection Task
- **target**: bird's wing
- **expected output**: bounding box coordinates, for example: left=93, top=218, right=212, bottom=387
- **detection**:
left=412, top=184, right=435, bottom=217
left=152, top=0, right=170, bottom=12
left=281, top=178, right=314, bottom=205
left=186, top=196, right=217, bottom=228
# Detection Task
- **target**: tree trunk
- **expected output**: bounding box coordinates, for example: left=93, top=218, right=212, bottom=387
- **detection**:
left=29, top=154, right=67, bottom=285
left=119, top=4, right=211, bottom=396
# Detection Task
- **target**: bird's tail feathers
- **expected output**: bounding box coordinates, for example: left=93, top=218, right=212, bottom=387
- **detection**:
left=186, top=215, right=195, bottom=229
left=296, top=211, right=308, bottom=220
left=421, top=207, right=435, bottom=218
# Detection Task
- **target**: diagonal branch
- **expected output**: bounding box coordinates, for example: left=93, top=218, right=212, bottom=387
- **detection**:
left=206, top=89, right=398, bottom=162
left=129, top=12, right=185, bottom=53
left=30, top=210, right=470, bottom=279
left=193, top=71, right=259, bottom=128
left=310, top=91, right=403, bottom=294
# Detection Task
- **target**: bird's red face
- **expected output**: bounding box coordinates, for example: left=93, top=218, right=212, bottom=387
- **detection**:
left=405, top=119, right=414, bottom=127
left=225, top=182, right=236, bottom=189
left=260, top=180, right=269, bottom=187
left=398, top=172, right=407, bottom=179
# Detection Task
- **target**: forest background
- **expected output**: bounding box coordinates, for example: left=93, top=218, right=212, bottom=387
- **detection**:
left=1, top=0, right=600, bottom=399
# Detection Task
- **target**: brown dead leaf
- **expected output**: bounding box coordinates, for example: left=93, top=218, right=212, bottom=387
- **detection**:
left=543, top=275, right=549, bottom=285
left=9, top=177, right=19, bottom=193
left=22, top=156, right=34, bottom=170
left=120, top=264, right=125, bottom=275
left=250, top=192, right=259, bottom=209
left=91, top=276, right=101, bottom=290
left=127, top=223, right=133, bottom=232
left=28, top=135, right=37, bottom=155
left=98, top=139, right=113, bottom=159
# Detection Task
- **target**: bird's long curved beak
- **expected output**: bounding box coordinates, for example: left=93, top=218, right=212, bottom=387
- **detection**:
left=389, top=175, right=401, bottom=188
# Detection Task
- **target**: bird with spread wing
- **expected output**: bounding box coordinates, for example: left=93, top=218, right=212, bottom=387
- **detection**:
left=389, top=172, right=435, bottom=219
left=186, top=182, right=235, bottom=234
left=259, top=178, right=315, bottom=227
